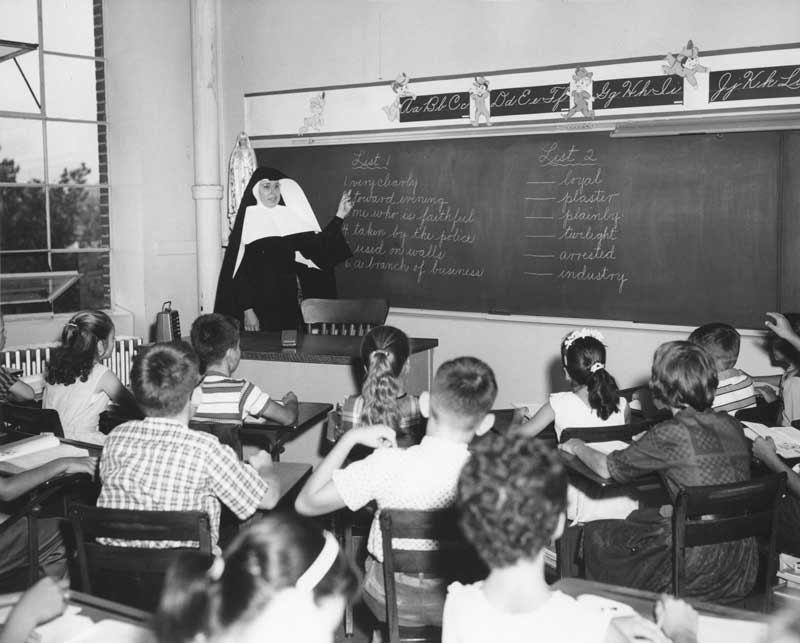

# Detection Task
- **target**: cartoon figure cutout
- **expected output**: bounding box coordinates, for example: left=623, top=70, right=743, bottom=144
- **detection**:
left=662, top=40, right=708, bottom=89
left=299, top=92, right=325, bottom=135
left=563, top=66, right=595, bottom=119
left=469, top=76, right=492, bottom=126
left=382, top=72, right=415, bottom=122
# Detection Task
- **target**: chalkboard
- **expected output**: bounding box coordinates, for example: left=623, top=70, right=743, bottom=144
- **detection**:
left=257, top=131, right=783, bottom=328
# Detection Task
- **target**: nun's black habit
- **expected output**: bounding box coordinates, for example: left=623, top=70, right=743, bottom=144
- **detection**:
left=214, top=167, right=352, bottom=331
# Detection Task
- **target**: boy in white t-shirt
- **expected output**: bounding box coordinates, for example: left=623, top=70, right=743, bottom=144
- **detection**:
left=444, top=432, right=689, bottom=643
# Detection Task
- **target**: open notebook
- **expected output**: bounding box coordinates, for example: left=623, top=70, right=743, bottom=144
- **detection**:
left=741, top=422, right=800, bottom=458
left=0, top=435, right=89, bottom=475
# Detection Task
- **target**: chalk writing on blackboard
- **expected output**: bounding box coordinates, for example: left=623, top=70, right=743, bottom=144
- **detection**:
left=342, top=149, right=485, bottom=285
left=709, top=65, right=800, bottom=102
left=593, top=75, right=683, bottom=109
left=399, top=93, right=470, bottom=122
left=490, top=85, right=570, bottom=117
left=523, top=142, right=628, bottom=293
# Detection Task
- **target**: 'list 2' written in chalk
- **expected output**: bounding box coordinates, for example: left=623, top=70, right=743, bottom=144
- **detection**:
left=523, top=141, right=628, bottom=294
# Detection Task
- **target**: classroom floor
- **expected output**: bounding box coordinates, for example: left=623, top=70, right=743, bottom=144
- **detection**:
left=333, top=602, right=375, bottom=643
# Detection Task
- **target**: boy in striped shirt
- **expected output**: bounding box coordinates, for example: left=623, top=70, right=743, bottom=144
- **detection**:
left=688, top=322, right=757, bottom=414
left=190, top=314, right=298, bottom=425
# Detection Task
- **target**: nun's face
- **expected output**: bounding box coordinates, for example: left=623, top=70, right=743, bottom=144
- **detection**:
left=258, top=180, right=281, bottom=208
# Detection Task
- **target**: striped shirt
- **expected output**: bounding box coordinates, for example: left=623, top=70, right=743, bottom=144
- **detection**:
left=192, top=372, right=271, bottom=423
left=98, top=417, right=267, bottom=548
left=713, top=368, right=757, bottom=414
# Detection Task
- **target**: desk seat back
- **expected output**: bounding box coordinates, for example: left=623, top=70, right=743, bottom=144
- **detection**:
left=0, top=402, right=64, bottom=438
left=301, top=298, right=388, bottom=336
left=559, top=419, right=660, bottom=444
left=69, top=504, right=212, bottom=611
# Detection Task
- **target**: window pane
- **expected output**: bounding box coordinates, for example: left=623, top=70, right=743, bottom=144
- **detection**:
left=0, top=185, right=46, bottom=249
left=0, top=251, right=49, bottom=273
left=43, top=55, right=99, bottom=120
left=0, top=0, right=38, bottom=42
left=46, top=122, right=100, bottom=185
left=0, top=117, right=44, bottom=183
left=52, top=251, right=109, bottom=312
left=0, top=52, right=41, bottom=114
left=49, top=185, right=105, bottom=249
left=42, top=0, right=95, bottom=56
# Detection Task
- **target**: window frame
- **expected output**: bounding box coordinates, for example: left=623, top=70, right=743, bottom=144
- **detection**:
left=0, top=0, right=109, bottom=315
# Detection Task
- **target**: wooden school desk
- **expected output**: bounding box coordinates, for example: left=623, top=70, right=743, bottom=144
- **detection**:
left=241, top=401, right=332, bottom=461
left=0, top=590, right=153, bottom=641
left=554, top=578, right=768, bottom=622
left=234, top=332, right=438, bottom=463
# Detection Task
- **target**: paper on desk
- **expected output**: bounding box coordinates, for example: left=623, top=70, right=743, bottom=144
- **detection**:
left=64, top=619, right=154, bottom=643
left=587, top=440, right=629, bottom=455
left=30, top=607, right=89, bottom=643
left=741, top=422, right=800, bottom=458
left=698, top=614, right=766, bottom=643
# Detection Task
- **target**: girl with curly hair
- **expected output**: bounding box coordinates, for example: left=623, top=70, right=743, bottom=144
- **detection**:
left=43, top=310, right=138, bottom=444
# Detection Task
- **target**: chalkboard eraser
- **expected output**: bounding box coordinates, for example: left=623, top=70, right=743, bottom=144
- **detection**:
left=488, top=308, right=511, bottom=315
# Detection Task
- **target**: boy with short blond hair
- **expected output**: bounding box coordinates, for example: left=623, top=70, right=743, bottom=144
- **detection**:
left=295, top=356, right=498, bottom=628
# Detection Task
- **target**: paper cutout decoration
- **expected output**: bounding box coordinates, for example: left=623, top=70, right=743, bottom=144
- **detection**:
left=562, top=66, right=595, bottom=119
left=662, top=40, right=708, bottom=89
left=226, top=132, right=257, bottom=243
left=469, top=76, right=492, bottom=126
left=383, top=72, right=415, bottom=122
left=299, top=92, right=326, bottom=135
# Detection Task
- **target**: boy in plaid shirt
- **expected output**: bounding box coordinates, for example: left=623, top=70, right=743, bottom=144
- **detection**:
left=98, top=342, right=280, bottom=549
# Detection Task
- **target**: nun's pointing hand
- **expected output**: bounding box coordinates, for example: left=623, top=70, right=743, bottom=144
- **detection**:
left=336, top=190, right=354, bottom=219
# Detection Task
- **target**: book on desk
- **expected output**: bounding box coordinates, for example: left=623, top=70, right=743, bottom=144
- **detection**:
left=741, top=422, right=800, bottom=459
left=0, top=434, right=90, bottom=475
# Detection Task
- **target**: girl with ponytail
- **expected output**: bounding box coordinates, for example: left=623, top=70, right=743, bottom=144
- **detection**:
left=518, top=328, right=629, bottom=439
left=336, top=325, right=424, bottom=448
left=153, top=513, right=360, bottom=643
left=43, top=310, right=139, bottom=444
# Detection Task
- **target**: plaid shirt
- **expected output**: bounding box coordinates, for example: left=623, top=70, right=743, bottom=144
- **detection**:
left=337, top=393, right=424, bottom=444
left=0, top=366, right=19, bottom=402
left=98, top=417, right=267, bottom=548
left=607, top=408, right=751, bottom=499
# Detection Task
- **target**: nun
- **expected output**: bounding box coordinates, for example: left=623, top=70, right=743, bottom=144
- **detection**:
left=214, top=167, right=353, bottom=331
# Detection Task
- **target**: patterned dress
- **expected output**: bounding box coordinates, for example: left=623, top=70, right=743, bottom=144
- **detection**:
left=582, top=408, right=758, bottom=601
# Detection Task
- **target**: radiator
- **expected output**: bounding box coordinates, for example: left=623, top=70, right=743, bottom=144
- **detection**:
left=0, top=336, right=142, bottom=387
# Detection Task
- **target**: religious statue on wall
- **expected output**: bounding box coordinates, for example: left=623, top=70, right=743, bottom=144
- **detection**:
left=226, top=132, right=257, bottom=245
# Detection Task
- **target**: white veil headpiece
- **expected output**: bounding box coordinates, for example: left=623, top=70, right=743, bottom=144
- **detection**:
left=234, top=178, right=322, bottom=276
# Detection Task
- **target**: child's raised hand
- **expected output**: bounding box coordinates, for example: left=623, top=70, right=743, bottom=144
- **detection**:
left=350, top=425, right=397, bottom=450
left=766, top=312, right=797, bottom=340
left=336, top=190, right=354, bottom=219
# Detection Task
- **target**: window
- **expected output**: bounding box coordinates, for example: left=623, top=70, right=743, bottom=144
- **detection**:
left=0, top=0, right=109, bottom=315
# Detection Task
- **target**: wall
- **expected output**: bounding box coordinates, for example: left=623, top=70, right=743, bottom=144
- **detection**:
left=104, top=0, right=199, bottom=340
left=216, top=0, right=796, bottom=403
